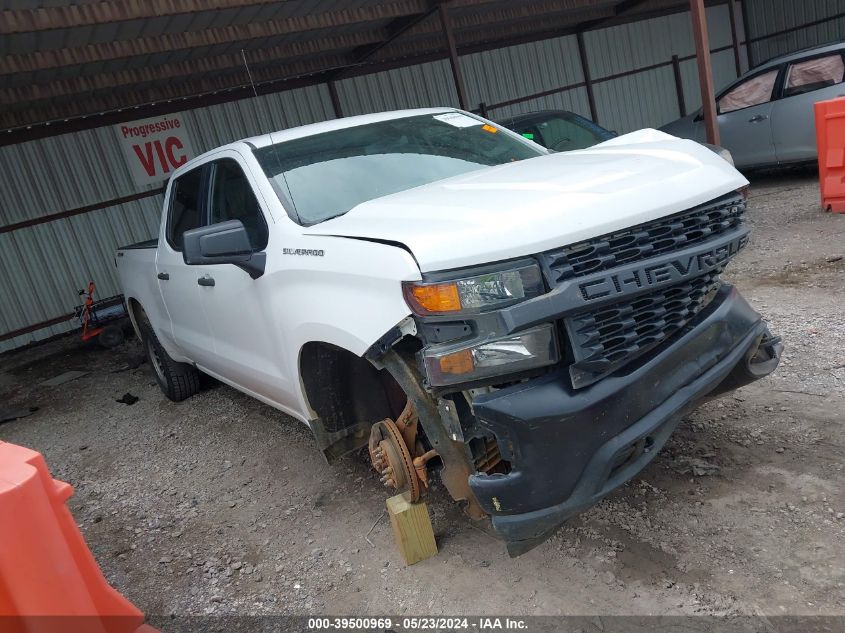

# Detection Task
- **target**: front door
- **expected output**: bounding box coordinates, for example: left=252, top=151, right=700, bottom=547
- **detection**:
left=716, top=68, right=780, bottom=168
left=195, top=153, right=295, bottom=406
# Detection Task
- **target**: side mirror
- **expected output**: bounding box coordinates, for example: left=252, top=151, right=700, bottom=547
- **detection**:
left=183, top=220, right=266, bottom=279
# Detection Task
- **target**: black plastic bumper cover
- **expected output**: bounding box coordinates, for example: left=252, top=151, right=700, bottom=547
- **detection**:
left=469, top=285, right=781, bottom=556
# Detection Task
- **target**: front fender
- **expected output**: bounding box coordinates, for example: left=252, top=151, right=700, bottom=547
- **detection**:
left=265, top=236, right=421, bottom=416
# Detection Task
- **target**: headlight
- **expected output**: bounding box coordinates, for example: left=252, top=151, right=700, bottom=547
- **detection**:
left=403, top=263, right=544, bottom=315
left=423, top=324, right=560, bottom=387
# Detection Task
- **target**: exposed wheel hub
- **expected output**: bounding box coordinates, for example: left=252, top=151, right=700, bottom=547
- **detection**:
left=369, top=418, right=420, bottom=502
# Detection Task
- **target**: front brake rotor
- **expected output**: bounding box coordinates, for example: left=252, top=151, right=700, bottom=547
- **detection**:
left=368, top=418, right=420, bottom=502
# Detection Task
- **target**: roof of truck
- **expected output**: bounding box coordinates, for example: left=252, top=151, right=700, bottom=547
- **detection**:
left=242, top=107, right=458, bottom=149
left=171, top=107, right=475, bottom=180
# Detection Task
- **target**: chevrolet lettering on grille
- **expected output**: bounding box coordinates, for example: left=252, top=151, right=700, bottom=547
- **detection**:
left=578, top=232, right=749, bottom=302
left=500, top=193, right=750, bottom=389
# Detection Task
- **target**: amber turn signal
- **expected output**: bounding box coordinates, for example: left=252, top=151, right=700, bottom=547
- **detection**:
left=438, top=349, right=474, bottom=375
left=405, top=282, right=462, bottom=314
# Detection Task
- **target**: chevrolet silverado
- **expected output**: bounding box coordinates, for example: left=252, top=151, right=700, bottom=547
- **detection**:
left=116, top=108, right=782, bottom=555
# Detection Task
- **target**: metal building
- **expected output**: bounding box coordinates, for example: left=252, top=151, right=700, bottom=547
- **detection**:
left=1, top=0, right=842, bottom=351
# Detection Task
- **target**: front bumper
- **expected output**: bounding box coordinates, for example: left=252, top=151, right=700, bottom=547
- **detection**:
left=468, top=285, right=781, bottom=556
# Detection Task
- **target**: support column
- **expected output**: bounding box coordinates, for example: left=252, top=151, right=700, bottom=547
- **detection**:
left=439, top=3, right=469, bottom=110
left=327, top=81, right=343, bottom=118
left=672, top=55, right=687, bottom=117
left=740, top=0, right=754, bottom=69
left=727, top=0, right=743, bottom=76
left=689, top=0, right=720, bottom=145
left=576, top=31, right=599, bottom=123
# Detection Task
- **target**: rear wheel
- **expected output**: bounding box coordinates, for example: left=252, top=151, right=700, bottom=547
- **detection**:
left=140, top=322, right=200, bottom=402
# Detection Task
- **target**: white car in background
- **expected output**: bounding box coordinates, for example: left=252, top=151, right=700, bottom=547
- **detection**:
left=661, top=41, right=845, bottom=169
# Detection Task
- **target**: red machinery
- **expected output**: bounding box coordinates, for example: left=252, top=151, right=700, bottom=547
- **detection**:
left=74, top=282, right=128, bottom=348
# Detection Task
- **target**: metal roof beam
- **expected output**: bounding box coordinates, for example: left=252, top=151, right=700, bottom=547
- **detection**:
left=3, top=0, right=728, bottom=134
left=369, top=6, right=616, bottom=60
left=330, top=0, right=617, bottom=62
left=401, top=0, right=620, bottom=37
left=0, top=0, right=434, bottom=34
left=0, top=30, right=390, bottom=106
left=577, top=0, right=662, bottom=31
left=7, top=4, right=623, bottom=112
left=0, top=54, right=350, bottom=129
left=0, top=0, right=506, bottom=36
left=349, top=3, right=442, bottom=65
left=0, top=2, right=621, bottom=109
left=0, top=1, right=432, bottom=73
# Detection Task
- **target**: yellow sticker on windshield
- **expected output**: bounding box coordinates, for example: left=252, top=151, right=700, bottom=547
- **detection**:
left=482, top=124, right=498, bottom=134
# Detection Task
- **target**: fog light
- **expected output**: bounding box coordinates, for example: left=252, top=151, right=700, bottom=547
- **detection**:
left=424, top=324, right=559, bottom=386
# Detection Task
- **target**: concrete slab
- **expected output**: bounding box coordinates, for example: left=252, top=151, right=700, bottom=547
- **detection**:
left=39, top=370, right=88, bottom=387
left=0, top=406, right=34, bottom=423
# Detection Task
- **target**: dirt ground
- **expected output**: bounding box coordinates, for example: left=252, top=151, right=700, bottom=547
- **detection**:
left=1, top=170, right=843, bottom=619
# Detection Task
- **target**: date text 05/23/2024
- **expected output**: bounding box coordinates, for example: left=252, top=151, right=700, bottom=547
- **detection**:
left=307, top=617, right=529, bottom=631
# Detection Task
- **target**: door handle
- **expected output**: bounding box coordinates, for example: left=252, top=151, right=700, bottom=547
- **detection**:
left=197, top=276, right=215, bottom=287
left=748, top=114, right=768, bottom=123
left=157, top=272, right=169, bottom=281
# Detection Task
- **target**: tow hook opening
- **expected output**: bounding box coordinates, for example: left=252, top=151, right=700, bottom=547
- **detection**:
left=469, top=435, right=512, bottom=476
left=747, top=331, right=783, bottom=377
left=609, top=434, right=656, bottom=479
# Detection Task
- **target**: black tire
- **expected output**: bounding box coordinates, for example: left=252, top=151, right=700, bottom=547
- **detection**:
left=140, top=322, right=200, bottom=402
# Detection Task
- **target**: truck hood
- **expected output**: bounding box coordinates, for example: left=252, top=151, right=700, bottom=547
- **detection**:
left=303, top=129, right=748, bottom=273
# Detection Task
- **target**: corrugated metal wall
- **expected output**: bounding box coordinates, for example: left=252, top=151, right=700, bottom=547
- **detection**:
left=461, top=35, right=589, bottom=119
left=586, top=4, right=741, bottom=131
left=337, top=60, right=460, bottom=115
left=0, top=84, right=334, bottom=351
left=1, top=1, right=831, bottom=351
left=745, top=0, right=845, bottom=64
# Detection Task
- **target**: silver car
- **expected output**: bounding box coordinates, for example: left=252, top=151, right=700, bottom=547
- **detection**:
left=661, top=41, right=845, bottom=169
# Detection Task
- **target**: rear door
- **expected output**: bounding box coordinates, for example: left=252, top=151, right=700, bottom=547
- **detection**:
left=772, top=50, right=845, bottom=163
left=716, top=68, right=780, bottom=168
left=155, top=164, right=217, bottom=367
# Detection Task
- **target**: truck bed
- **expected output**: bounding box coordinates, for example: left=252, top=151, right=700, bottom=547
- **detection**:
left=116, top=238, right=164, bottom=339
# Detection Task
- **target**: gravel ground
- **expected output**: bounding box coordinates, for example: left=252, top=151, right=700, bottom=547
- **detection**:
left=1, top=169, right=843, bottom=618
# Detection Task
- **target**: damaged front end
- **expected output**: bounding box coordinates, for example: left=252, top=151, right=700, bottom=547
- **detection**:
left=367, top=191, right=782, bottom=556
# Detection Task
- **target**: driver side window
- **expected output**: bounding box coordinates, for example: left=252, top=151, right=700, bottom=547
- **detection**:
left=166, top=166, right=204, bottom=251
left=208, top=159, right=269, bottom=251
left=718, top=70, right=779, bottom=114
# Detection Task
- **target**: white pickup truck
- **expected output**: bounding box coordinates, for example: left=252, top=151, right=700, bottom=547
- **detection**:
left=116, top=108, right=782, bottom=555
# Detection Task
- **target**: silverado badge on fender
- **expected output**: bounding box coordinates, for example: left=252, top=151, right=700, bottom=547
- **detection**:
left=283, top=248, right=325, bottom=256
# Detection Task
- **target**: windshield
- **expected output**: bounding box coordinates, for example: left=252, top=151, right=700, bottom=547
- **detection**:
left=253, top=112, right=544, bottom=225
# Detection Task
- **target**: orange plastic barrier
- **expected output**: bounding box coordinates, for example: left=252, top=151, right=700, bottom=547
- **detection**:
left=0, top=441, right=159, bottom=633
left=815, top=96, right=845, bottom=213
